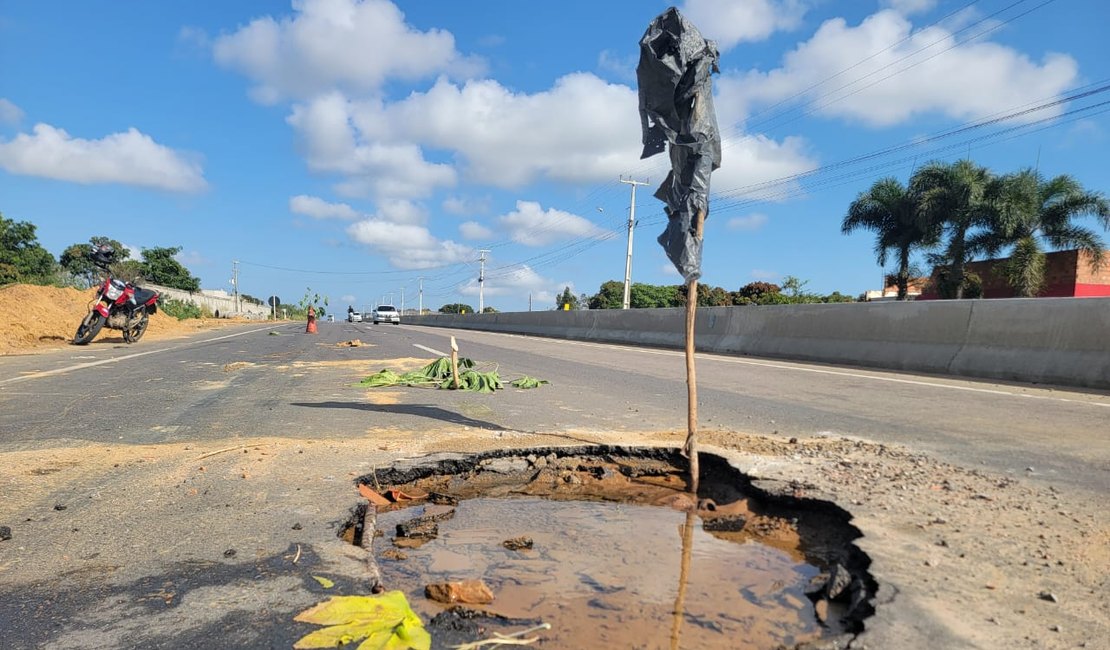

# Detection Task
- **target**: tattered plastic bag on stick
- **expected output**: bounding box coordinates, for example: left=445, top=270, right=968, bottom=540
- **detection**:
left=637, top=7, right=722, bottom=283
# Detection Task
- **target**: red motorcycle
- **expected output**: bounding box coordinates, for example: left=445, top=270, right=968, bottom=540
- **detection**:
left=73, top=246, right=160, bottom=345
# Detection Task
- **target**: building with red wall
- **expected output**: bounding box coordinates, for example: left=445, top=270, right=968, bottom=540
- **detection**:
left=919, top=249, right=1110, bottom=299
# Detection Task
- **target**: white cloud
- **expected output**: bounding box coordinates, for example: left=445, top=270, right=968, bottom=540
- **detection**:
left=212, top=0, right=484, bottom=104
left=881, top=0, right=937, bottom=15
left=174, top=250, right=209, bottom=266
left=340, top=294, right=356, bottom=303
left=477, top=34, right=505, bottom=48
left=349, top=74, right=641, bottom=188
left=177, top=26, right=210, bottom=53
left=442, top=195, right=490, bottom=216
left=457, top=264, right=558, bottom=302
left=726, top=212, right=769, bottom=231
left=750, top=269, right=779, bottom=281
left=597, top=50, right=636, bottom=82
left=119, top=243, right=140, bottom=261
left=498, top=200, right=607, bottom=247
left=288, top=93, right=456, bottom=199
left=347, top=219, right=472, bottom=270
left=280, top=68, right=815, bottom=199
left=289, top=194, right=360, bottom=220
left=0, top=123, right=206, bottom=192
left=375, top=199, right=427, bottom=225
left=0, top=98, right=24, bottom=125
left=710, top=133, right=816, bottom=201
left=680, top=0, right=808, bottom=51
left=459, top=221, right=493, bottom=240
left=735, top=9, right=1079, bottom=127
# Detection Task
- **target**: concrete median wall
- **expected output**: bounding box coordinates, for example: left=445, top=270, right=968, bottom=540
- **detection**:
left=145, top=283, right=271, bottom=319
left=406, top=298, right=1110, bottom=389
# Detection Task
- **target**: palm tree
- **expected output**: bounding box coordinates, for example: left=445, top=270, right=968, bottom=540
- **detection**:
left=842, top=177, right=938, bottom=300
left=911, top=160, right=996, bottom=299
left=988, top=169, right=1110, bottom=297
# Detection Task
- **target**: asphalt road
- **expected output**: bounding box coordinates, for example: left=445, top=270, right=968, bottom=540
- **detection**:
left=3, top=321, right=1109, bottom=649
left=2, top=320, right=1108, bottom=493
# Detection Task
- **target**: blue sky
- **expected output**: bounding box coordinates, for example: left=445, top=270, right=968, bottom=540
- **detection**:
left=2, top=0, right=1108, bottom=311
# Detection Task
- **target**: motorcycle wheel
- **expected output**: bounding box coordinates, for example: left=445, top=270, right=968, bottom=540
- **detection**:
left=123, top=311, right=150, bottom=343
left=73, top=312, right=105, bottom=345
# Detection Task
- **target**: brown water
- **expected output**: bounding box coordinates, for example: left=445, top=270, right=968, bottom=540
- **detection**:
left=375, top=496, right=825, bottom=649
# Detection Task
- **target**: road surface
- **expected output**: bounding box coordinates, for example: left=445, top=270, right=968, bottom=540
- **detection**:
left=2, top=320, right=1107, bottom=493
left=2, top=321, right=1108, bottom=649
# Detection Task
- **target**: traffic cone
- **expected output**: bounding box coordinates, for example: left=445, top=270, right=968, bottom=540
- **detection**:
left=306, top=306, right=318, bottom=334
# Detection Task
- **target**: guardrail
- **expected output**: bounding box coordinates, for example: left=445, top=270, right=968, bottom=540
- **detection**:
left=404, top=298, right=1110, bottom=390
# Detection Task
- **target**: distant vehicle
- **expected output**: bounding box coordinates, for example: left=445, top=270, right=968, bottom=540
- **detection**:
left=348, top=311, right=362, bottom=323
left=326, top=314, right=335, bottom=322
left=373, top=305, right=400, bottom=325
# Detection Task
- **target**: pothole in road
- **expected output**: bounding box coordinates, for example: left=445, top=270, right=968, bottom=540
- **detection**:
left=340, top=446, right=875, bottom=649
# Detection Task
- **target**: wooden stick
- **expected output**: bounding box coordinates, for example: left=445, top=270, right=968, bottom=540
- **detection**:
left=450, top=336, right=461, bottom=390
left=684, top=210, right=705, bottom=496
left=669, top=509, right=697, bottom=650
left=196, top=444, right=265, bottom=460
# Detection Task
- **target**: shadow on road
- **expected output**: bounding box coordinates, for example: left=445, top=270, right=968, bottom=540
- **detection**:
left=290, top=401, right=509, bottom=431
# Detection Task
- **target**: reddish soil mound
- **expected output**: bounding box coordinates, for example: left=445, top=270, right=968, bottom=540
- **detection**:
left=0, top=284, right=242, bottom=354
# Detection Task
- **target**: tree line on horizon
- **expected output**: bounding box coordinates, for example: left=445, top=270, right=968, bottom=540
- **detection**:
left=440, top=278, right=854, bottom=314
left=843, top=159, right=1110, bottom=300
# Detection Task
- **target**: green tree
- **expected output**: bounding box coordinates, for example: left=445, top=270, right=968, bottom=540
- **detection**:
left=439, top=303, right=474, bottom=314
left=911, top=160, right=996, bottom=299
left=555, top=286, right=579, bottom=310
left=482, top=306, right=499, bottom=313
left=733, top=281, right=783, bottom=305
left=140, top=246, right=201, bottom=291
left=298, top=288, right=329, bottom=316
left=779, top=276, right=829, bottom=303
left=113, top=259, right=145, bottom=284
left=0, top=213, right=56, bottom=285
left=629, top=282, right=681, bottom=308
left=588, top=281, right=624, bottom=309
left=988, top=169, right=1110, bottom=296
left=843, top=177, right=939, bottom=300
left=677, top=283, right=732, bottom=307
left=59, top=236, right=127, bottom=287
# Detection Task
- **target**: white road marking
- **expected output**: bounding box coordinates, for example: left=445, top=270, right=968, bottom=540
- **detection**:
left=422, top=327, right=1110, bottom=409
left=413, top=344, right=448, bottom=357
left=0, top=325, right=286, bottom=386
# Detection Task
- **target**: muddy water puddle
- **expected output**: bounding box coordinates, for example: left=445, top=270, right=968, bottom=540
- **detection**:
left=377, top=496, right=822, bottom=649
left=352, top=447, right=874, bottom=649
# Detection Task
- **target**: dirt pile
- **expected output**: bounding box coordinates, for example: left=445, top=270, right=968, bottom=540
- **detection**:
left=0, top=283, right=243, bottom=354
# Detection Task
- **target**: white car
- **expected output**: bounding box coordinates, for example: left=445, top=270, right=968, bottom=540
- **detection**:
left=348, top=311, right=362, bottom=323
left=373, top=305, right=401, bottom=324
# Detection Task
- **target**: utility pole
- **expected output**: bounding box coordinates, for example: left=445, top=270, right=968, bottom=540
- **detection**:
left=528, top=292, right=532, bottom=312
left=478, top=249, right=490, bottom=313
left=619, top=177, right=649, bottom=310
left=231, top=260, right=241, bottom=315
left=418, top=277, right=423, bottom=314
left=400, top=287, right=405, bottom=314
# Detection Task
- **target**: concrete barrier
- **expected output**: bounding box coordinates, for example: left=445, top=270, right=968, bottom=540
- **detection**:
left=144, top=282, right=271, bottom=319
left=406, top=298, right=1110, bottom=389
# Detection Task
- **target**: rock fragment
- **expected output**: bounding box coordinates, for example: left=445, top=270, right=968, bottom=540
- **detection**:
left=502, top=536, right=533, bottom=551
left=425, top=580, right=494, bottom=605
